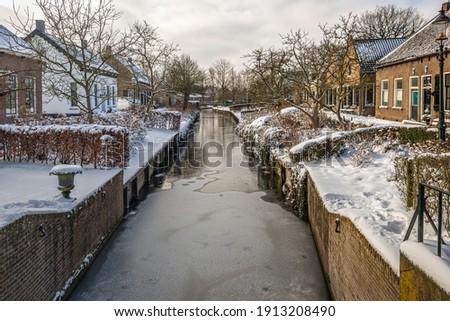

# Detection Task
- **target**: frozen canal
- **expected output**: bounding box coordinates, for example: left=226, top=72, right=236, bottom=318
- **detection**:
left=70, top=110, right=330, bottom=300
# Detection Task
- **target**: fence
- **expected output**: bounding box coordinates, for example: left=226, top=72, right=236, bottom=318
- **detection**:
left=404, top=182, right=450, bottom=257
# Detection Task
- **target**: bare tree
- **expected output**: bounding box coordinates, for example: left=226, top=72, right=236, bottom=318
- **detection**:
left=211, top=58, right=233, bottom=103
left=243, top=47, right=291, bottom=108
left=127, top=20, right=178, bottom=117
left=320, top=13, right=359, bottom=125
left=281, top=30, right=329, bottom=128
left=166, top=53, right=204, bottom=109
left=11, top=0, right=132, bottom=123
left=243, top=14, right=358, bottom=128
left=355, top=4, right=425, bottom=39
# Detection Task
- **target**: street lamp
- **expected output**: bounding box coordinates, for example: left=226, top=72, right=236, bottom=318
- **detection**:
left=433, top=8, right=450, bottom=142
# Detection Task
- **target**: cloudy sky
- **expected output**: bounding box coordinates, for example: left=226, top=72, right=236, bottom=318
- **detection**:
left=0, top=0, right=439, bottom=69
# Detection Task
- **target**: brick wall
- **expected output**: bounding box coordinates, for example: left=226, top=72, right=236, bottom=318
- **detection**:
left=375, top=56, right=441, bottom=122
left=0, top=52, right=42, bottom=124
left=400, top=252, right=450, bottom=300
left=307, top=177, right=399, bottom=300
left=0, top=171, right=123, bottom=300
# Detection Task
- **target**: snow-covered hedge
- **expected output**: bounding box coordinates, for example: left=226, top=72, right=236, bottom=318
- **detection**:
left=289, top=126, right=399, bottom=162
left=148, top=109, right=181, bottom=131
left=0, top=124, right=129, bottom=168
left=392, top=153, right=450, bottom=211
left=238, top=115, right=290, bottom=165
left=27, top=108, right=181, bottom=141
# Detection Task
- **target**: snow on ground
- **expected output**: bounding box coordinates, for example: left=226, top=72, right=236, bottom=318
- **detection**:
left=124, top=128, right=177, bottom=182
left=306, top=152, right=408, bottom=272
left=305, top=150, right=449, bottom=275
left=0, top=162, right=121, bottom=229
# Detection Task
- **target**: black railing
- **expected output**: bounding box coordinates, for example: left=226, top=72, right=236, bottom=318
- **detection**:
left=404, top=182, right=450, bottom=257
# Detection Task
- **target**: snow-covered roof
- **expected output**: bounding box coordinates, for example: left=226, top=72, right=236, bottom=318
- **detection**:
left=29, top=29, right=118, bottom=76
left=0, top=24, right=34, bottom=57
left=354, top=38, right=406, bottom=73
left=377, top=13, right=446, bottom=68
left=116, top=56, right=150, bottom=85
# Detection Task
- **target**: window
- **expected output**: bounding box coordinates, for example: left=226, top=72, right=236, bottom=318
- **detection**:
left=354, top=88, right=360, bottom=106
left=5, top=75, right=18, bottom=116
left=423, top=76, right=432, bottom=114
left=106, top=85, right=110, bottom=105
left=24, top=77, right=36, bottom=113
left=70, top=83, right=78, bottom=107
left=94, top=84, right=98, bottom=107
left=445, top=74, right=450, bottom=111
left=111, top=86, right=115, bottom=106
left=381, top=80, right=389, bottom=107
left=347, top=63, right=352, bottom=77
left=348, top=87, right=353, bottom=106
left=394, top=78, right=403, bottom=108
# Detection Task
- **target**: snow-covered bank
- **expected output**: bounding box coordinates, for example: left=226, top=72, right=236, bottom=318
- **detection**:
left=236, top=106, right=450, bottom=294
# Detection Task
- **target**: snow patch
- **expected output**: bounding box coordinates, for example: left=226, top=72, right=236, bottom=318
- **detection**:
left=49, top=164, right=83, bottom=175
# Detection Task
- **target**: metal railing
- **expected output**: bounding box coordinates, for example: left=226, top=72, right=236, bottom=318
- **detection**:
left=404, top=182, right=450, bottom=257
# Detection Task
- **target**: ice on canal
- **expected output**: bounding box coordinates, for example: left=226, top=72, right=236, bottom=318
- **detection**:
left=70, top=111, right=329, bottom=301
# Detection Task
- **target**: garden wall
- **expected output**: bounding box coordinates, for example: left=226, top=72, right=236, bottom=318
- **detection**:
left=400, top=246, right=450, bottom=300
left=0, top=171, right=123, bottom=300
left=307, top=176, right=400, bottom=300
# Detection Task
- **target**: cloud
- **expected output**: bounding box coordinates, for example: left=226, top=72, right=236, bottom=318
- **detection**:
left=0, top=0, right=441, bottom=69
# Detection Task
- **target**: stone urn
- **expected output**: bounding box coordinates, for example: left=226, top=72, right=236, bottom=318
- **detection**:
left=49, top=165, right=83, bottom=199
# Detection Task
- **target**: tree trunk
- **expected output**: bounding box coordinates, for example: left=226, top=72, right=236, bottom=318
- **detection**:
left=183, top=93, right=189, bottom=110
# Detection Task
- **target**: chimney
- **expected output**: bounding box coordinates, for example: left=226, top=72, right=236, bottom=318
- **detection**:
left=36, top=20, right=45, bottom=33
left=442, top=2, right=450, bottom=12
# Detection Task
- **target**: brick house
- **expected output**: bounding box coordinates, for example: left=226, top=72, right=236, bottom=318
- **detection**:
left=375, top=3, right=450, bottom=123
left=105, top=55, right=152, bottom=109
left=0, top=25, right=42, bottom=124
left=325, top=38, right=405, bottom=116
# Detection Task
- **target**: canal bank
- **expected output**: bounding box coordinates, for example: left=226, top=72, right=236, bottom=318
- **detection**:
left=0, top=111, right=196, bottom=301
left=69, top=109, right=330, bottom=300
left=228, top=106, right=450, bottom=301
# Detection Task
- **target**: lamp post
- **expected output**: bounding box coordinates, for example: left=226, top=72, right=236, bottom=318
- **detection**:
left=433, top=8, right=450, bottom=142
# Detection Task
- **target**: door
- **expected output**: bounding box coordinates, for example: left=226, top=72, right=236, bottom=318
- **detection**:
left=411, top=90, right=419, bottom=121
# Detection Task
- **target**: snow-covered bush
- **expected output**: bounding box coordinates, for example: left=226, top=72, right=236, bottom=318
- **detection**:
left=289, top=165, right=308, bottom=220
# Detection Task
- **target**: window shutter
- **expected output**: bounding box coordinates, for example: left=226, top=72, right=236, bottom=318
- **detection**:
left=434, top=74, right=440, bottom=111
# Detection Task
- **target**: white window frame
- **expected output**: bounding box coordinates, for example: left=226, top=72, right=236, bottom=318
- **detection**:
left=421, top=75, right=432, bottom=118
left=409, top=76, right=420, bottom=120
left=394, top=78, right=403, bottom=109
left=24, top=76, right=36, bottom=114
left=380, top=79, right=389, bottom=108
left=5, top=74, right=18, bottom=116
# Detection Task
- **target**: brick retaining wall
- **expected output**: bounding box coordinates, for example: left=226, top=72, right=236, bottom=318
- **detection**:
left=307, top=176, right=399, bottom=300
left=0, top=171, right=123, bottom=300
